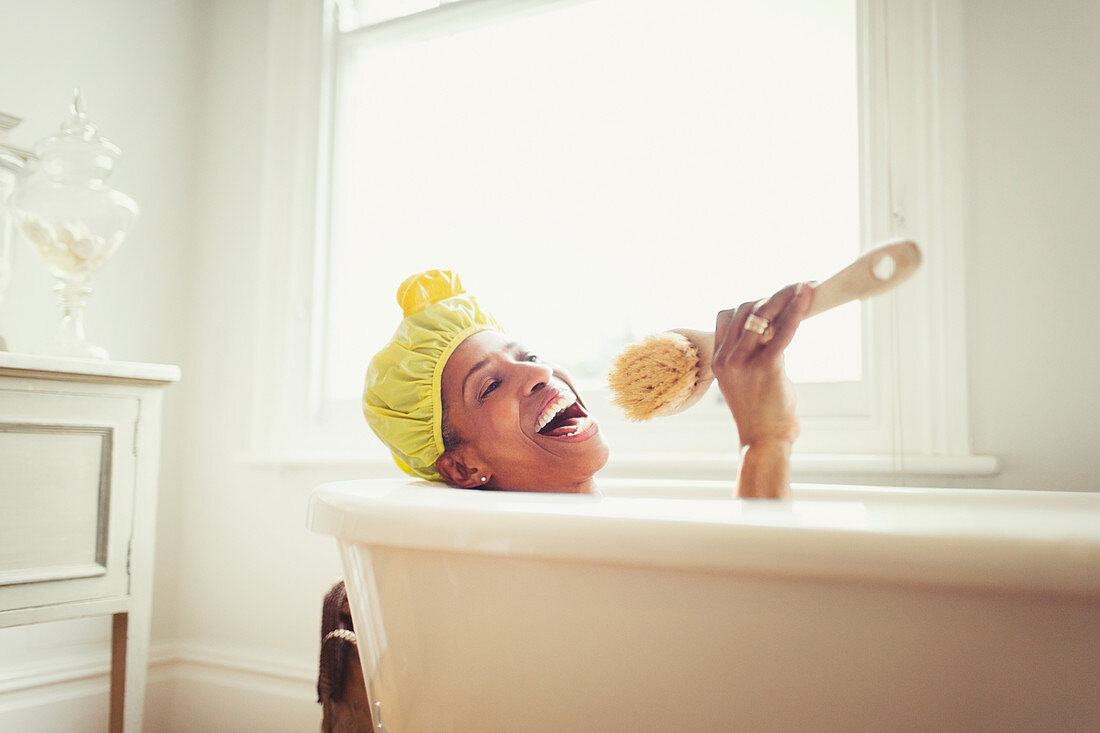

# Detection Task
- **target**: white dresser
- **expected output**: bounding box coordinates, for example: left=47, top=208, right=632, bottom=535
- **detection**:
left=0, top=353, right=179, bottom=733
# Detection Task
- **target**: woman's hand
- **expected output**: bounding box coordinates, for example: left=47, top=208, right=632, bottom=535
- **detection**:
left=712, top=282, right=814, bottom=498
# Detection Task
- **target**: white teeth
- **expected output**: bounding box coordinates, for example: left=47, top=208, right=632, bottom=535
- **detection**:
left=557, top=415, right=593, bottom=437
left=535, top=389, right=577, bottom=432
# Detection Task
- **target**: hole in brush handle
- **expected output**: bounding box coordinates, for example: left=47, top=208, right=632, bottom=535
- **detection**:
left=805, top=241, right=921, bottom=318
left=872, top=254, right=896, bottom=281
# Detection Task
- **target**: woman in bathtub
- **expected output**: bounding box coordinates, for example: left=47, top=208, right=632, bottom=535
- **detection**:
left=363, top=269, right=813, bottom=499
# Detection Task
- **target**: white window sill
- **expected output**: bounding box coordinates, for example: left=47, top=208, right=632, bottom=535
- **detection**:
left=234, top=450, right=998, bottom=478
left=603, top=453, right=999, bottom=480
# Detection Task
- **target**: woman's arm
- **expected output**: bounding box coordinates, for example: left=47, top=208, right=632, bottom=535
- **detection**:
left=736, top=441, right=792, bottom=498
left=711, top=282, right=813, bottom=499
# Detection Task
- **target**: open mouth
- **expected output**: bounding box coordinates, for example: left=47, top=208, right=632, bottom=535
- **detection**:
left=534, top=382, right=597, bottom=439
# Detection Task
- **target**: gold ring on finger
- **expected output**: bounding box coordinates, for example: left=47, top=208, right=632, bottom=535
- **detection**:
left=744, top=314, right=771, bottom=335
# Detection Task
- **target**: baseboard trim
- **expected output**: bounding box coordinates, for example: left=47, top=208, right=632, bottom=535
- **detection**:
left=157, top=642, right=315, bottom=686
left=0, top=641, right=315, bottom=700
left=0, top=653, right=111, bottom=696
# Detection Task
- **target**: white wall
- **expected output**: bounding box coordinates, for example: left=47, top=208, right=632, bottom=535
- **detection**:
left=1, top=0, right=1098, bottom=731
left=166, top=2, right=346, bottom=729
left=961, top=0, right=1100, bottom=493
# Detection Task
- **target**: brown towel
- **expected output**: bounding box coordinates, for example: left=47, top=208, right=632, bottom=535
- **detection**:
left=317, top=581, right=374, bottom=732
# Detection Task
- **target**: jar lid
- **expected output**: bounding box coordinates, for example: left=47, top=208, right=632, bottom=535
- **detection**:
left=34, top=89, right=121, bottom=180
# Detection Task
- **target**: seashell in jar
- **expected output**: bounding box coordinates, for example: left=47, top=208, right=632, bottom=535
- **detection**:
left=40, top=240, right=81, bottom=273
left=70, top=235, right=99, bottom=260
left=20, top=215, right=56, bottom=249
left=56, top=219, right=92, bottom=248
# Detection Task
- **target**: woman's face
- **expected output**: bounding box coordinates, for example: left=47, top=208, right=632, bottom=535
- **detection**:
left=436, top=330, right=609, bottom=493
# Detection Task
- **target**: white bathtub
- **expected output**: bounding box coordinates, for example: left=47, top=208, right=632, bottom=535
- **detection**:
left=308, top=479, right=1100, bottom=732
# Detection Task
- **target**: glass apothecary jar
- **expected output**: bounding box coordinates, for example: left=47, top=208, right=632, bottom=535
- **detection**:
left=8, top=90, right=138, bottom=360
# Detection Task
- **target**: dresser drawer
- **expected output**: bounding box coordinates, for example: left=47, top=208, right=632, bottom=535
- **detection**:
left=0, top=385, right=138, bottom=612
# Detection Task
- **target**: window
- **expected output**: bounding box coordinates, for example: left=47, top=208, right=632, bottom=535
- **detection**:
left=249, top=0, right=994, bottom=479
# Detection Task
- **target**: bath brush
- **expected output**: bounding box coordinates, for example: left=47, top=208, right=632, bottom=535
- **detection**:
left=608, top=240, right=922, bottom=421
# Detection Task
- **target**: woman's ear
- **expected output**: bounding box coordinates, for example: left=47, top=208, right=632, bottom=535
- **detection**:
left=436, top=450, right=490, bottom=489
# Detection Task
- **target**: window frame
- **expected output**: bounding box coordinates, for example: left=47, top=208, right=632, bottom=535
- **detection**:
left=243, top=0, right=997, bottom=480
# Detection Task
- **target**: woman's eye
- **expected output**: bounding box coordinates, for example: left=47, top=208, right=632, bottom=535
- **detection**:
left=480, top=380, right=500, bottom=399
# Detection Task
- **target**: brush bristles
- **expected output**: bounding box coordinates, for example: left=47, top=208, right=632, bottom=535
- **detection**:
left=607, top=332, right=702, bottom=421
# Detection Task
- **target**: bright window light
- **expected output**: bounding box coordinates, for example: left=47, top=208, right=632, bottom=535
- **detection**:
left=325, top=0, right=860, bottom=406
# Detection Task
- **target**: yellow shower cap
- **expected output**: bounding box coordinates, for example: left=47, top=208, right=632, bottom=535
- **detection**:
left=363, top=269, right=503, bottom=480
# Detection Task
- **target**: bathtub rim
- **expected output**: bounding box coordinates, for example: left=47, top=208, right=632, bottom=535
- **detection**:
left=308, top=478, right=1100, bottom=600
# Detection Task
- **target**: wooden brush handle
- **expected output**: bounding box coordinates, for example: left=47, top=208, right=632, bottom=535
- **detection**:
left=674, top=240, right=921, bottom=386
left=806, top=239, right=921, bottom=318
